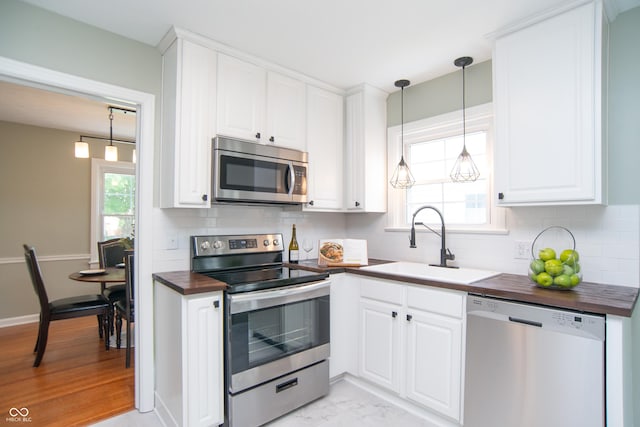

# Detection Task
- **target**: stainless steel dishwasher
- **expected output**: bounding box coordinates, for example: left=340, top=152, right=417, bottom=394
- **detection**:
left=464, top=294, right=605, bottom=427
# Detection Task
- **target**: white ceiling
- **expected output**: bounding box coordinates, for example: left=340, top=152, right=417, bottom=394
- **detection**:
left=3, top=0, right=639, bottom=136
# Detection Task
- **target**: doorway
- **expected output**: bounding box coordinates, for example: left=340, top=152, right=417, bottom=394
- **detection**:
left=0, top=56, right=155, bottom=412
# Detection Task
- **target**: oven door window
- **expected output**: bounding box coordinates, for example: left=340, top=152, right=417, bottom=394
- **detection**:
left=229, top=295, right=329, bottom=375
left=220, top=155, right=288, bottom=194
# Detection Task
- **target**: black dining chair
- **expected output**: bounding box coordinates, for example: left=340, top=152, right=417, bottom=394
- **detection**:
left=115, top=251, right=134, bottom=368
left=23, top=244, right=111, bottom=367
left=97, top=238, right=126, bottom=333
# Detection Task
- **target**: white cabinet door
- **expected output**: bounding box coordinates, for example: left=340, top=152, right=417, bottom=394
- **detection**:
left=405, top=308, right=463, bottom=421
left=186, top=294, right=224, bottom=427
left=359, top=297, right=402, bottom=393
left=345, top=85, right=388, bottom=212
left=493, top=1, right=606, bottom=206
left=160, top=38, right=216, bottom=208
left=217, top=53, right=266, bottom=142
left=305, top=86, right=344, bottom=211
left=329, top=274, right=359, bottom=379
left=266, top=72, right=306, bottom=150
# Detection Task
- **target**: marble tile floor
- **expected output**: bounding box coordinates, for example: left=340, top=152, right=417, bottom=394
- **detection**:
left=92, top=379, right=436, bottom=427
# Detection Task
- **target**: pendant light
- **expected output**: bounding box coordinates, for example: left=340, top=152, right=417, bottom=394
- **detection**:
left=390, top=79, right=416, bottom=189
left=104, top=107, right=118, bottom=162
left=450, top=56, right=480, bottom=183
left=74, top=136, right=89, bottom=158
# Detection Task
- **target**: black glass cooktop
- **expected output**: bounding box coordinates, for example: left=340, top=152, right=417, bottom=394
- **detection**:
left=203, top=266, right=329, bottom=294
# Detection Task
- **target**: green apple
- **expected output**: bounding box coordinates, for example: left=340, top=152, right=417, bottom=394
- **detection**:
left=544, top=259, right=564, bottom=277
left=560, top=249, right=579, bottom=265
left=553, top=274, right=572, bottom=288
left=530, top=259, right=545, bottom=275
left=570, top=274, right=581, bottom=286
left=562, top=264, right=575, bottom=276
left=529, top=272, right=538, bottom=282
left=539, top=248, right=556, bottom=262
left=536, top=272, right=553, bottom=287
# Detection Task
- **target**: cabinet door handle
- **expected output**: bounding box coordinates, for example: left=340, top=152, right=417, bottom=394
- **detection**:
left=202, top=194, right=208, bottom=202
left=355, top=201, right=360, bottom=207
left=308, top=200, right=314, bottom=206
left=406, top=314, right=413, bottom=321
left=498, top=192, right=504, bottom=200
left=255, top=132, right=261, bottom=139
left=213, top=300, right=220, bottom=308
left=269, top=136, right=275, bottom=142
left=392, top=311, right=398, bottom=318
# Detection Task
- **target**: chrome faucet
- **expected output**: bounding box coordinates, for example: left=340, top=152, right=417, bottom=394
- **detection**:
left=409, top=205, right=457, bottom=268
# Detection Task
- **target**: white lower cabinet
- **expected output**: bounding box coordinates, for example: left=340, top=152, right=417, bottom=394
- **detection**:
left=356, top=276, right=465, bottom=423
left=154, top=283, right=224, bottom=427
left=329, top=273, right=359, bottom=378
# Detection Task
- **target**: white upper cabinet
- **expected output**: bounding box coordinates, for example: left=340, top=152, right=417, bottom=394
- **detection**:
left=160, top=37, right=217, bottom=208
left=493, top=1, right=607, bottom=206
left=266, top=72, right=307, bottom=151
left=345, top=84, right=388, bottom=212
left=217, top=53, right=306, bottom=150
left=304, top=86, right=344, bottom=211
left=216, top=53, right=265, bottom=142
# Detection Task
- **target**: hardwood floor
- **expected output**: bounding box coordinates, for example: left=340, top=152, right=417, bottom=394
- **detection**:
left=0, top=316, right=134, bottom=426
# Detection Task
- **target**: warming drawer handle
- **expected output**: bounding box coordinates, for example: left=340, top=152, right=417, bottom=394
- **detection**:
left=508, top=316, right=542, bottom=328
left=276, top=377, right=298, bottom=393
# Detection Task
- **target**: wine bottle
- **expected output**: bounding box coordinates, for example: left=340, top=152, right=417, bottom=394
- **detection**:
left=289, top=224, right=299, bottom=264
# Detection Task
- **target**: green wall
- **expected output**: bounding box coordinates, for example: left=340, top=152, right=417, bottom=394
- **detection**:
left=0, top=0, right=161, bottom=96
left=607, top=6, right=640, bottom=204
left=388, top=6, right=640, bottom=205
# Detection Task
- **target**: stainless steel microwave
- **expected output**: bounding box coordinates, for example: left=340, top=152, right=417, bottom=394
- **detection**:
left=212, top=136, right=308, bottom=205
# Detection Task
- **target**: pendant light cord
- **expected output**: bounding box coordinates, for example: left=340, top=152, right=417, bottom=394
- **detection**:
left=462, top=63, right=467, bottom=151
left=109, top=107, right=114, bottom=147
left=400, top=85, right=405, bottom=160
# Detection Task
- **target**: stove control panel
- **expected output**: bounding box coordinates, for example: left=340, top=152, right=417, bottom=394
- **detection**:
left=192, top=233, right=284, bottom=257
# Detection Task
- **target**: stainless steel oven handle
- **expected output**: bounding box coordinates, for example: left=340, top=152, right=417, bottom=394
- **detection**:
left=229, top=279, right=331, bottom=314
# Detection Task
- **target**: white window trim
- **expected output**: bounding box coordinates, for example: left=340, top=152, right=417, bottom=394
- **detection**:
left=386, top=102, right=507, bottom=234
left=90, top=158, right=135, bottom=265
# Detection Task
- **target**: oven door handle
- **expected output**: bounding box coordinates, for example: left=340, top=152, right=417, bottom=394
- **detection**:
left=229, top=280, right=331, bottom=314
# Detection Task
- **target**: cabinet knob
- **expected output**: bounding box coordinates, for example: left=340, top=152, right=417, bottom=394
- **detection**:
left=213, top=300, right=220, bottom=308
left=202, top=194, right=208, bottom=202
left=308, top=200, right=314, bottom=206
left=355, top=201, right=360, bottom=207
left=498, top=192, right=504, bottom=200
left=392, top=311, right=398, bottom=318
left=255, top=132, right=261, bottom=139
left=406, top=314, right=413, bottom=321
left=269, top=136, right=275, bottom=142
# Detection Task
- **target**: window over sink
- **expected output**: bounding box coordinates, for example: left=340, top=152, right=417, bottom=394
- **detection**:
left=387, top=103, right=506, bottom=233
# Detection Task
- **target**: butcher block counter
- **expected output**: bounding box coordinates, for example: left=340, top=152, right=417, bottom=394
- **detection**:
left=289, top=259, right=639, bottom=317
left=153, top=271, right=227, bottom=295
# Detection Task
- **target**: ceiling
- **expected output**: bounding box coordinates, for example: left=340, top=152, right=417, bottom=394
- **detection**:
left=3, top=0, right=639, bottom=137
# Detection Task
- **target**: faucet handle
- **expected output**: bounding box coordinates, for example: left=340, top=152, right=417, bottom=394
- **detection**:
left=445, top=248, right=455, bottom=261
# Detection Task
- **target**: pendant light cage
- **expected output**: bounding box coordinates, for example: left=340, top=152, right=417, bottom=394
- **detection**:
left=450, top=56, right=480, bottom=183
left=390, top=79, right=416, bottom=189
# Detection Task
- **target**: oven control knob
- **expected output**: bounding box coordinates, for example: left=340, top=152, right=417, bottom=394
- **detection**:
left=273, top=239, right=280, bottom=247
left=213, top=240, right=224, bottom=249
left=200, top=240, right=211, bottom=250
left=263, top=239, right=270, bottom=247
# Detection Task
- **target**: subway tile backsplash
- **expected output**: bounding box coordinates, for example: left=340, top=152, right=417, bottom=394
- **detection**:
left=153, top=204, right=639, bottom=288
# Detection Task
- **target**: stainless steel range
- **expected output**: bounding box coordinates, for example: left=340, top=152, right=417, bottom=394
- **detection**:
left=191, top=233, right=331, bottom=427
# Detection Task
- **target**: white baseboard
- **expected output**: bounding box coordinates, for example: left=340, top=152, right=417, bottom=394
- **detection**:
left=0, top=314, right=39, bottom=328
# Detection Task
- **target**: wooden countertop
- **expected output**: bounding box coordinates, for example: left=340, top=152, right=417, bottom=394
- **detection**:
left=288, top=259, right=639, bottom=317
left=152, top=271, right=227, bottom=295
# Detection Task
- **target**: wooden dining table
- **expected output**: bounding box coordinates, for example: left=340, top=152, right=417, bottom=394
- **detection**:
left=69, top=266, right=125, bottom=283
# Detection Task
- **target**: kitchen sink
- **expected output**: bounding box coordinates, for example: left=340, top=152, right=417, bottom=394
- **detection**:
left=360, top=262, right=501, bottom=285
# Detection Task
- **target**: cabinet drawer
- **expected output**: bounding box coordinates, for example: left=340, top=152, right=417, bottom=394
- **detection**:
left=406, top=286, right=464, bottom=318
left=359, top=278, right=404, bottom=306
